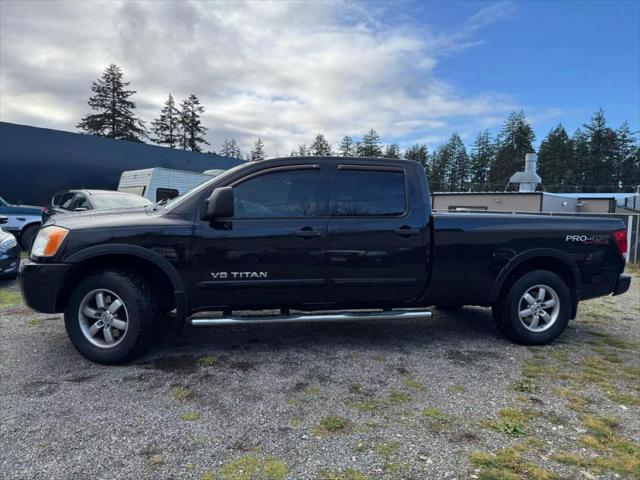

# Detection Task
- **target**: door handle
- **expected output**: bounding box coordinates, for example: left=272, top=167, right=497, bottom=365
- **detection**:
left=295, top=227, right=322, bottom=238
left=394, top=226, right=420, bottom=237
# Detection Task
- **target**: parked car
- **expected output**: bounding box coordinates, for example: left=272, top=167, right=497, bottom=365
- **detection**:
left=117, top=167, right=225, bottom=203
left=42, top=190, right=153, bottom=223
left=20, top=156, right=630, bottom=364
left=0, top=215, right=20, bottom=279
left=0, top=196, right=43, bottom=250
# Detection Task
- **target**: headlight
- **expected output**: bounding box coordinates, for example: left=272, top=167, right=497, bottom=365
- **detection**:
left=0, top=235, right=17, bottom=250
left=31, top=226, right=69, bottom=257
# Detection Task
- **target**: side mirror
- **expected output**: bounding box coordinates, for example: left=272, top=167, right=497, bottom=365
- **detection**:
left=0, top=216, right=7, bottom=225
left=202, top=187, right=234, bottom=220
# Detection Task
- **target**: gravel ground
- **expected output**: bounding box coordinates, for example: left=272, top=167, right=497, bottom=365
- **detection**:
left=0, top=272, right=638, bottom=480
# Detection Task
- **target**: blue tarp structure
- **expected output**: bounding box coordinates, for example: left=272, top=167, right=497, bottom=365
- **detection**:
left=0, top=122, right=244, bottom=206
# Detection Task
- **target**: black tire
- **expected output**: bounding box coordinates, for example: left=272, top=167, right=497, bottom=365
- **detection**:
left=19, top=224, right=39, bottom=251
left=64, top=269, right=159, bottom=364
left=492, top=270, right=571, bottom=345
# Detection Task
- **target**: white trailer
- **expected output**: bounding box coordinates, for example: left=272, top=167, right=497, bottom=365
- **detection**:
left=117, top=167, right=225, bottom=202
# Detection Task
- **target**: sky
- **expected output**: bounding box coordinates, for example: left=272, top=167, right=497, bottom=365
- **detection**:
left=0, top=0, right=638, bottom=157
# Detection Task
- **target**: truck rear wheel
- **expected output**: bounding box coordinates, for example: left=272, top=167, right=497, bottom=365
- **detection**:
left=64, top=269, right=159, bottom=364
left=492, top=270, right=571, bottom=345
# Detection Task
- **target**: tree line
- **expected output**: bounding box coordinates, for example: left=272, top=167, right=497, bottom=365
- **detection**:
left=78, top=64, right=639, bottom=192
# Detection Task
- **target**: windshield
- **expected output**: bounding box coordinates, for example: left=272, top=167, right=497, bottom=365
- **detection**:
left=164, top=162, right=249, bottom=210
left=91, top=193, right=152, bottom=210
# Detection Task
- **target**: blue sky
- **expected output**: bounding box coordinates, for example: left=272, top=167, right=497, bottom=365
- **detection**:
left=1, top=0, right=638, bottom=155
left=405, top=0, right=640, bottom=142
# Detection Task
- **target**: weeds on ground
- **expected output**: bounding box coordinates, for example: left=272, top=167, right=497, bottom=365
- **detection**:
left=202, top=455, right=287, bottom=480
left=316, top=467, right=369, bottom=480
left=470, top=439, right=557, bottom=480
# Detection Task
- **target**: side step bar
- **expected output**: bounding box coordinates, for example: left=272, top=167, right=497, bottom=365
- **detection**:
left=190, top=310, right=432, bottom=327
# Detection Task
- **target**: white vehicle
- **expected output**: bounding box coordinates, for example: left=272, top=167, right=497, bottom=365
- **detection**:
left=117, top=167, right=226, bottom=203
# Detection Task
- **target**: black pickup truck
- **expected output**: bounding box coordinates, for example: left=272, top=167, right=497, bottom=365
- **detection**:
left=19, top=157, right=630, bottom=364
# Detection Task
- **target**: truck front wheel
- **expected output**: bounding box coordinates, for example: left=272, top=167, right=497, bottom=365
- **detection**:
left=492, top=270, right=571, bottom=345
left=64, top=269, right=159, bottom=364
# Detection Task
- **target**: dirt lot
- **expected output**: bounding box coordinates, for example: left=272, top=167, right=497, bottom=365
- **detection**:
left=0, top=271, right=638, bottom=480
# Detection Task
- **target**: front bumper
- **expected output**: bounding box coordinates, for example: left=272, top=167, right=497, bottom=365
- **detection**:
left=612, top=274, right=631, bottom=296
left=19, top=258, right=70, bottom=313
left=0, top=245, right=20, bottom=277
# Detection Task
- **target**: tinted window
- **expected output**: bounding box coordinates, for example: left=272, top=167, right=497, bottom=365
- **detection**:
left=54, top=192, right=75, bottom=209
left=330, top=169, right=406, bottom=216
left=156, top=188, right=179, bottom=202
left=74, top=194, right=91, bottom=210
left=233, top=169, right=320, bottom=218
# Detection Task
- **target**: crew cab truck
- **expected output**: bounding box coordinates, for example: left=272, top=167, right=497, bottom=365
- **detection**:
left=19, top=157, right=631, bottom=364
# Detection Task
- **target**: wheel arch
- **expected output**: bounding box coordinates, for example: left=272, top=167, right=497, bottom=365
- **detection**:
left=490, top=249, right=581, bottom=318
left=59, top=244, right=188, bottom=320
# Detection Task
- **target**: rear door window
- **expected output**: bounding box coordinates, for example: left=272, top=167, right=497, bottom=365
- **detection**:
left=330, top=167, right=406, bottom=216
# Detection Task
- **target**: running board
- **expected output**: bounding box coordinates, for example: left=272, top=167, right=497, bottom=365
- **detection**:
left=190, top=310, right=432, bottom=327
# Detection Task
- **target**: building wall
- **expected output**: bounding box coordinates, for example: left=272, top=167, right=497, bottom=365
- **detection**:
left=0, top=122, right=243, bottom=206
left=577, top=197, right=614, bottom=213
left=540, top=194, right=579, bottom=213
left=432, top=193, right=542, bottom=212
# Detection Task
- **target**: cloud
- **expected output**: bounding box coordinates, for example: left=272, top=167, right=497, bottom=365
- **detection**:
left=0, top=0, right=522, bottom=156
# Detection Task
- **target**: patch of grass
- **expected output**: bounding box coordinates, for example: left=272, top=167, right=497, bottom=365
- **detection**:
left=315, top=415, right=351, bottom=435
left=289, top=418, right=303, bottom=427
left=553, top=414, right=640, bottom=477
left=372, top=355, right=385, bottom=362
left=590, top=345, right=623, bottom=363
left=483, top=408, right=538, bottom=436
left=178, top=411, right=201, bottom=421
left=604, top=387, right=640, bottom=406
left=352, top=400, right=380, bottom=412
left=198, top=355, right=219, bottom=366
left=348, top=383, right=363, bottom=394
left=305, top=386, right=321, bottom=395
left=171, top=386, right=192, bottom=400
left=211, top=455, right=287, bottom=480
left=470, top=441, right=558, bottom=480
left=554, top=387, right=592, bottom=412
left=513, top=379, right=538, bottom=394
left=376, top=441, right=400, bottom=458
left=589, top=334, right=636, bottom=350
left=316, top=467, right=369, bottom=480
left=27, top=319, right=42, bottom=327
left=422, top=407, right=448, bottom=419
left=286, top=397, right=301, bottom=407
left=449, top=384, right=465, bottom=394
left=388, top=390, right=412, bottom=403
left=403, top=379, right=426, bottom=391
left=0, top=289, right=21, bottom=307
left=521, top=358, right=568, bottom=380
left=148, top=454, right=166, bottom=467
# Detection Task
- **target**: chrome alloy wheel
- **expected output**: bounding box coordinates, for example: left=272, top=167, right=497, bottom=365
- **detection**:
left=78, top=289, right=129, bottom=348
left=518, top=284, right=560, bottom=332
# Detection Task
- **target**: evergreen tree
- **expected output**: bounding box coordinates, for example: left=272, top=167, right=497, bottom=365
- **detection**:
left=384, top=143, right=401, bottom=159
left=488, top=111, right=535, bottom=188
left=338, top=136, right=355, bottom=157
left=77, top=63, right=146, bottom=142
left=359, top=129, right=383, bottom=157
left=570, top=128, right=590, bottom=191
left=179, top=94, right=209, bottom=152
left=220, top=138, right=242, bottom=159
left=537, top=124, right=574, bottom=191
left=430, top=145, right=450, bottom=192
left=446, top=133, right=469, bottom=191
left=583, top=109, right=617, bottom=191
left=249, top=138, right=265, bottom=161
left=404, top=144, right=429, bottom=176
left=310, top=134, right=332, bottom=156
left=469, top=130, right=494, bottom=191
left=151, top=93, right=180, bottom=148
left=297, top=144, right=310, bottom=156
left=614, top=121, right=638, bottom=191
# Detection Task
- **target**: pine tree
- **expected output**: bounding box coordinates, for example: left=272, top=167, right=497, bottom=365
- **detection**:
left=537, top=124, right=574, bottom=191
left=446, top=133, right=469, bottom=191
left=404, top=144, right=429, bottom=176
left=570, top=128, right=590, bottom=191
left=384, top=144, right=401, bottom=159
left=359, top=129, right=383, bottom=157
left=179, top=94, right=209, bottom=152
left=220, top=138, right=242, bottom=159
left=338, top=136, right=355, bottom=157
left=249, top=138, right=265, bottom=161
left=310, top=134, right=332, bottom=156
left=616, top=122, right=639, bottom=191
left=430, top=145, right=450, bottom=192
left=151, top=93, right=180, bottom=148
left=469, top=130, right=494, bottom=191
left=583, top=109, right=617, bottom=192
left=297, top=144, right=310, bottom=156
left=77, top=64, right=146, bottom=142
left=488, top=111, right=536, bottom=189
